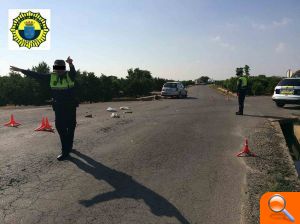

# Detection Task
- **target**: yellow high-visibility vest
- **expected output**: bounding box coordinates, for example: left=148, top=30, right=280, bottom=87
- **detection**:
left=50, top=72, right=75, bottom=90
left=238, top=76, right=247, bottom=88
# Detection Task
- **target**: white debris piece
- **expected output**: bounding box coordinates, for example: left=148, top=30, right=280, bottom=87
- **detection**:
left=107, top=107, right=117, bottom=112
left=120, top=106, right=130, bottom=110
left=111, top=113, right=120, bottom=118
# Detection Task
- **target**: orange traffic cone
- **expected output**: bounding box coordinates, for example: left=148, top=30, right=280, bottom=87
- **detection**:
left=4, top=114, right=21, bottom=127
left=43, top=117, right=54, bottom=132
left=236, top=139, right=257, bottom=157
left=34, top=117, right=46, bottom=131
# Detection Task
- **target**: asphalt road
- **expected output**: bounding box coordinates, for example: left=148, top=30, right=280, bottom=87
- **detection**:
left=0, top=85, right=296, bottom=224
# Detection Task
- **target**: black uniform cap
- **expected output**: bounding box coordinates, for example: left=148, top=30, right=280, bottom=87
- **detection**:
left=53, top=59, right=66, bottom=70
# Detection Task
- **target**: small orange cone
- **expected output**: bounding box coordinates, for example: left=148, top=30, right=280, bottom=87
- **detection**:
left=4, top=114, right=21, bottom=127
left=43, top=117, right=54, bottom=132
left=236, top=139, right=257, bottom=157
left=34, top=117, right=46, bottom=131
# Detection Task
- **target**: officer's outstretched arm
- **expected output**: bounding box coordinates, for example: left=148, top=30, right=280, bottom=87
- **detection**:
left=10, top=66, right=50, bottom=81
left=10, top=66, right=22, bottom=72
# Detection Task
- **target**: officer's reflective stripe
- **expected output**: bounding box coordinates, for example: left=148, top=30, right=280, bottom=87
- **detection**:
left=50, top=72, right=75, bottom=90
left=50, top=87, right=71, bottom=90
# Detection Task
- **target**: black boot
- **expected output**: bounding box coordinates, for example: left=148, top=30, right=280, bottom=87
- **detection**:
left=57, top=148, right=70, bottom=161
left=236, top=111, right=243, bottom=115
left=57, top=153, right=69, bottom=161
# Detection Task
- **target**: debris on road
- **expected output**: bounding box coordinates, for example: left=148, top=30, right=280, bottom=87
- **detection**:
left=124, top=111, right=133, bottom=114
left=107, top=107, right=117, bottom=112
left=85, top=114, right=93, bottom=118
left=111, top=113, right=120, bottom=118
left=154, top=95, right=161, bottom=100
left=112, top=97, right=137, bottom=102
left=120, top=106, right=133, bottom=113
left=136, top=96, right=156, bottom=101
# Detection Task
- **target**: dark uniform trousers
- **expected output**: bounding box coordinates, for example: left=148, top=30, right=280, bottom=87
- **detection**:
left=54, top=104, right=77, bottom=154
left=238, top=89, right=246, bottom=114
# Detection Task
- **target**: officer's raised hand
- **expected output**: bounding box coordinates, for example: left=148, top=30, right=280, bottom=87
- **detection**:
left=66, top=56, right=73, bottom=65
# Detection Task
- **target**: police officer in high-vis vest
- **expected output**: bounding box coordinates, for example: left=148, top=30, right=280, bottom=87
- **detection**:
left=10, top=57, right=78, bottom=161
left=236, top=70, right=248, bottom=115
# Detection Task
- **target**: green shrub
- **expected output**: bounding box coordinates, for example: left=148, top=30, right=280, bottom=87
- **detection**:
left=251, top=81, right=265, bottom=95
left=215, top=75, right=283, bottom=96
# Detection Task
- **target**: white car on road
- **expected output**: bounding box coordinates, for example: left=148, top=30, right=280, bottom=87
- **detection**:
left=272, top=78, right=300, bottom=107
left=161, top=82, right=188, bottom=98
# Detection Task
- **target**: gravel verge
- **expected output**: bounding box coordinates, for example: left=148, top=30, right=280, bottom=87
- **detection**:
left=242, top=120, right=300, bottom=224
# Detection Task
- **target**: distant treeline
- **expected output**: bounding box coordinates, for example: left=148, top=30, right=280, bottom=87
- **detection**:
left=0, top=62, right=195, bottom=106
left=214, top=75, right=283, bottom=95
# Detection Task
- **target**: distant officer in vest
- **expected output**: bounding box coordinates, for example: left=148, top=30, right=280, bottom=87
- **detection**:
left=236, top=68, right=248, bottom=115
left=10, top=57, right=78, bottom=160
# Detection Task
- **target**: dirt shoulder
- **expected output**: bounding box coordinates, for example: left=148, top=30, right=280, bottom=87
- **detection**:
left=209, top=84, right=236, bottom=97
left=242, top=120, right=300, bottom=224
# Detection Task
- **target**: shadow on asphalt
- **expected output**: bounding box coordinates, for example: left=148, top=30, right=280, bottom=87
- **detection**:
left=69, top=150, right=190, bottom=224
left=243, top=114, right=296, bottom=121
left=185, top=97, right=198, bottom=100
left=163, top=96, right=197, bottom=100
left=283, top=106, right=300, bottom=110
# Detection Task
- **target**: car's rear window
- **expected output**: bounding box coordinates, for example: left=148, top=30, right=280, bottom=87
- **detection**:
left=164, top=83, right=177, bottom=88
left=278, top=79, right=300, bottom=86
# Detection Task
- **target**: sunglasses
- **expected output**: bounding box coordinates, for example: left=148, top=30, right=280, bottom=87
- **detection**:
left=53, top=65, right=66, bottom=70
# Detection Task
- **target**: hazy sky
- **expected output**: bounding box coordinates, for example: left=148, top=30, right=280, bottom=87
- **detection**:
left=1, top=0, right=300, bottom=80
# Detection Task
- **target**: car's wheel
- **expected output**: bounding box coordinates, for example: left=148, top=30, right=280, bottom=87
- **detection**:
left=177, top=93, right=182, bottom=99
left=276, top=102, right=285, bottom=107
